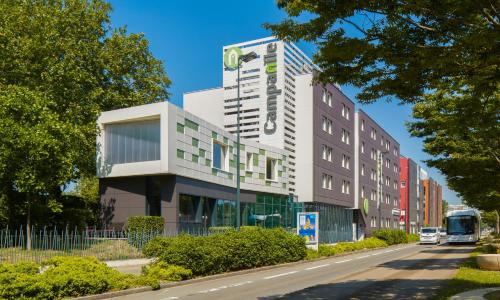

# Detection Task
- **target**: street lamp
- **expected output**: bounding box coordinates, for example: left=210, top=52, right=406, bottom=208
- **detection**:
left=236, top=51, right=258, bottom=230
left=377, top=150, right=389, bottom=230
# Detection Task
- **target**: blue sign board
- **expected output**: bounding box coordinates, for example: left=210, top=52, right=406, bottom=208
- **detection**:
left=297, top=212, right=319, bottom=247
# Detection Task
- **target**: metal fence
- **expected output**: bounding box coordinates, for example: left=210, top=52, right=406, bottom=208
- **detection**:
left=0, top=226, right=216, bottom=264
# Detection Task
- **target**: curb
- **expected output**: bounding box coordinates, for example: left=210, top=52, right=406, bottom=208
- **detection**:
left=74, top=242, right=418, bottom=300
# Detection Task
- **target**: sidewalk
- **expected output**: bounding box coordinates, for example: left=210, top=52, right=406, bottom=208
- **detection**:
left=105, top=258, right=153, bottom=275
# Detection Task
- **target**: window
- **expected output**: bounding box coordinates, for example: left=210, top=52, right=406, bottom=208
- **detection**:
left=322, top=89, right=327, bottom=104
left=401, top=181, right=406, bottom=188
left=212, top=140, right=228, bottom=171
left=266, top=157, right=277, bottom=181
left=105, top=120, right=161, bottom=164
left=341, top=129, right=350, bottom=144
left=361, top=164, right=365, bottom=176
left=371, top=169, right=376, bottom=181
left=361, top=120, right=365, bottom=131
left=322, top=145, right=332, bottom=162
left=371, top=128, right=377, bottom=140
left=327, top=92, right=332, bottom=106
left=322, top=117, right=333, bottom=134
left=342, top=104, right=350, bottom=120
left=361, top=142, right=365, bottom=153
left=342, top=154, right=350, bottom=169
left=341, top=180, right=350, bottom=194
left=371, top=190, right=376, bottom=201
left=322, top=174, right=332, bottom=190
left=246, top=153, right=253, bottom=171
left=361, top=186, right=365, bottom=197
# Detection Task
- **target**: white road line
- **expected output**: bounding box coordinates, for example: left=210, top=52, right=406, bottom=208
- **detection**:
left=384, top=249, right=395, bottom=253
left=160, top=297, right=179, bottom=300
left=371, top=252, right=382, bottom=256
left=335, top=259, right=352, bottom=264
left=305, top=264, right=330, bottom=270
left=263, top=271, right=299, bottom=279
left=358, top=255, right=370, bottom=259
left=229, top=281, right=253, bottom=287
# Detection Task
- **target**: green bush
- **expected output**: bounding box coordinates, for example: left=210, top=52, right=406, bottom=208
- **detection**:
left=208, top=226, right=234, bottom=233
left=142, top=261, right=192, bottom=281
left=372, top=229, right=408, bottom=245
left=407, top=233, right=420, bottom=242
left=145, top=227, right=306, bottom=276
left=0, top=256, right=158, bottom=300
left=142, top=236, right=173, bottom=257
left=126, top=216, right=164, bottom=233
left=318, top=237, right=388, bottom=257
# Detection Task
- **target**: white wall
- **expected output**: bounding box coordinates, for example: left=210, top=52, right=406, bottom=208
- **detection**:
left=294, top=73, right=314, bottom=202
left=183, top=88, right=224, bottom=129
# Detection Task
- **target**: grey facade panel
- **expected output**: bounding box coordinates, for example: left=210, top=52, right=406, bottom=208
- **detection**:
left=312, top=84, right=355, bottom=208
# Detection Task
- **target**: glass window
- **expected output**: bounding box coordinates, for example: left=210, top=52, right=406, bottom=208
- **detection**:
left=105, top=119, right=160, bottom=164
left=266, top=157, right=277, bottom=181
left=246, top=153, right=253, bottom=171
left=212, top=140, right=228, bottom=170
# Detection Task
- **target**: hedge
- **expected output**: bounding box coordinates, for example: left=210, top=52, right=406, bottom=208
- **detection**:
left=126, top=216, right=164, bottom=233
left=312, top=237, right=388, bottom=258
left=143, top=227, right=307, bottom=276
left=372, top=229, right=409, bottom=245
left=0, top=256, right=159, bottom=300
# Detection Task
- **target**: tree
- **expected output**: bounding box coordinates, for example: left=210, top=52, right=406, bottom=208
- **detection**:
left=483, top=210, right=500, bottom=234
left=266, top=0, right=499, bottom=208
left=0, top=0, right=170, bottom=236
left=442, top=200, right=448, bottom=227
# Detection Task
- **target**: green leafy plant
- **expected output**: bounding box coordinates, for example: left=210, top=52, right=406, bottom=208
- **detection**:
left=144, top=227, right=306, bottom=276
left=142, top=261, right=192, bottom=281
left=126, top=216, right=164, bottom=233
left=372, top=229, right=409, bottom=245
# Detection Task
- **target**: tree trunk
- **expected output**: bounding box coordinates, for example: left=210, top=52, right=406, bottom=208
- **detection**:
left=26, top=196, right=31, bottom=251
left=496, top=209, right=499, bottom=235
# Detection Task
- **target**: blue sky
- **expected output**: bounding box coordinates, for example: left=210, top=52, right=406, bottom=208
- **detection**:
left=107, top=1, right=461, bottom=204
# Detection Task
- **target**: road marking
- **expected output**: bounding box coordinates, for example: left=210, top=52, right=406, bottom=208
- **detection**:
left=305, top=264, right=330, bottom=270
left=371, top=252, right=382, bottom=256
left=229, top=281, right=253, bottom=287
left=193, top=281, right=254, bottom=295
left=335, top=259, right=352, bottom=264
left=384, top=249, right=395, bottom=253
left=358, top=255, right=370, bottom=259
left=264, top=271, right=298, bottom=279
left=161, top=297, right=179, bottom=300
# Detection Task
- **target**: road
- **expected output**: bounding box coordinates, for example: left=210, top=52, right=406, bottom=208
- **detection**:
left=118, top=242, right=474, bottom=300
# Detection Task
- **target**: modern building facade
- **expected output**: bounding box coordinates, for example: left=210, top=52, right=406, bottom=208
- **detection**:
left=399, top=157, right=424, bottom=233
left=422, top=178, right=443, bottom=227
left=354, top=110, right=401, bottom=238
left=97, top=102, right=300, bottom=230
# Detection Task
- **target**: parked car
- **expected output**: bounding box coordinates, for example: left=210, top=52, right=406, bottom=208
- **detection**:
left=439, top=228, right=447, bottom=237
left=420, top=227, right=441, bottom=244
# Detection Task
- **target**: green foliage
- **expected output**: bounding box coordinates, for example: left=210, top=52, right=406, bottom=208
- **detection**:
left=267, top=1, right=500, bottom=211
left=126, top=216, right=165, bottom=233
left=142, top=236, right=172, bottom=258
left=208, top=226, right=234, bottom=233
left=318, top=237, right=388, bottom=257
left=145, top=227, right=306, bottom=276
left=0, top=256, right=158, bottom=300
left=142, top=261, right=192, bottom=282
left=407, top=234, right=420, bottom=243
left=372, top=229, right=409, bottom=245
left=0, top=0, right=170, bottom=228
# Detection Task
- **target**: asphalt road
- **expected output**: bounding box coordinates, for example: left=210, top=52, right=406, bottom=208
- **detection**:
left=118, top=241, right=474, bottom=300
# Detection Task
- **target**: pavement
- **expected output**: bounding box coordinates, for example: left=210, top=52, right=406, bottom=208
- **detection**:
left=112, top=241, right=475, bottom=300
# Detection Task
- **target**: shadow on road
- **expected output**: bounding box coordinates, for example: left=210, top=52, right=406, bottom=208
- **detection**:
left=259, top=278, right=451, bottom=300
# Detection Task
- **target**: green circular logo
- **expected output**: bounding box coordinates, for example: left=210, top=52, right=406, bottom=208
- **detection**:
left=224, top=47, right=243, bottom=70
left=363, top=198, right=369, bottom=215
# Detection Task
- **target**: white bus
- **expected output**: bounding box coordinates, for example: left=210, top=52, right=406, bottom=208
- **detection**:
left=446, top=209, right=481, bottom=244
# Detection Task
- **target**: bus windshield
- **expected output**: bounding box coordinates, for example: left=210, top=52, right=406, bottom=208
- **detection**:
left=448, top=216, right=475, bottom=235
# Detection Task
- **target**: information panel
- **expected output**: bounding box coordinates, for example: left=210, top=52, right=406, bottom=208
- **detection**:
left=297, top=212, right=319, bottom=250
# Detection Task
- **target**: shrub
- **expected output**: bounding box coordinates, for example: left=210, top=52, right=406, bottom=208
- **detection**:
left=373, top=229, right=408, bottom=245
left=143, top=236, right=172, bottom=257
left=0, top=256, right=159, bottom=300
left=407, top=233, right=420, bottom=242
left=318, top=237, right=388, bottom=257
left=208, top=226, right=234, bottom=233
left=126, top=216, right=164, bottom=233
left=142, top=261, right=192, bottom=281
left=147, top=227, right=306, bottom=276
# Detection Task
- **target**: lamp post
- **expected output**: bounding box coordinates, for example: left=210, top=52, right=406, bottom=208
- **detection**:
left=377, top=150, right=389, bottom=230
left=236, top=51, right=258, bottom=230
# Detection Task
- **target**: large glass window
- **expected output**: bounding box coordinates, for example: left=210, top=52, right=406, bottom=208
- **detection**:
left=266, top=157, right=277, bottom=180
left=448, top=216, right=476, bottom=235
left=146, top=177, right=161, bottom=216
left=105, top=119, right=160, bottom=164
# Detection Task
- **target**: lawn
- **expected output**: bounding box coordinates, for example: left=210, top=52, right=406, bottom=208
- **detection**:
left=434, top=245, right=500, bottom=299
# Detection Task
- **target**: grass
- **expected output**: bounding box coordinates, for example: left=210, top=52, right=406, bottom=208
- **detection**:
left=434, top=244, right=500, bottom=299
left=0, top=239, right=143, bottom=263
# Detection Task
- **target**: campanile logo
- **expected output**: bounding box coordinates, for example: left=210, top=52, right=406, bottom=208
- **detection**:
left=223, top=47, right=242, bottom=70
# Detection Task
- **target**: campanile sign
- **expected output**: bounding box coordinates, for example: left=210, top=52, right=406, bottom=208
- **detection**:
left=263, top=43, right=281, bottom=135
